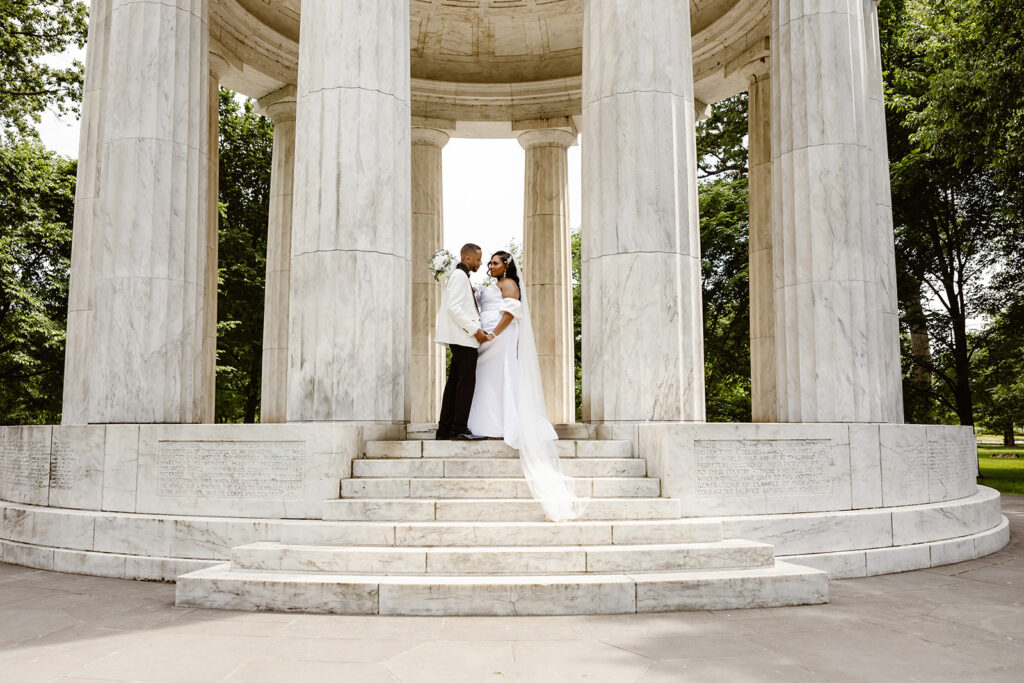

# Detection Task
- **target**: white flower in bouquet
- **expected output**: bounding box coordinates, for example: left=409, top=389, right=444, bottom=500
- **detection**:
left=427, top=249, right=455, bottom=282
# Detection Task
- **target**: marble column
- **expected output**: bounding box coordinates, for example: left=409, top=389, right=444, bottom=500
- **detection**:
left=410, top=127, right=448, bottom=425
left=259, top=87, right=297, bottom=424
left=863, top=0, right=905, bottom=423
left=202, top=50, right=229, bottom=424
left=518, top=128, right=576, bottom=425
left=770, top=0, right=903, bottom=422
left=62, top=0, right=111, bottom=424
left=747, top=70, right=777, bottom=423
left=288, top=0, right=411, bottom=422
left=581, top=0, right=705, bottom=423
left=84, top=0, right=211, bottom=423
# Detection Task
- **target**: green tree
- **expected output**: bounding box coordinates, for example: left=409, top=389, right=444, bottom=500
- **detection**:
left=902, top=0, right=1024, bottom=216
left=883, top=0, right=1022, bottom=426
left=0, top=139, right=74, bottom=423
left=696, top=93, right=752, bottom=421
left=215, top=90, right=273, bottom=423
left=973, top=309, right=1024, bottom=446
left=1, top=0, right=89, bottom=140
left=699, top=176, right=751, bottom=422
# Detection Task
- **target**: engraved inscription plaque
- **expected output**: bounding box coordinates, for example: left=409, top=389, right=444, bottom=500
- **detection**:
left=928, top=439, right=971, bottom=485
left=157, top=441, right=305, bottom=499
left=696, top=439, right=833, bottom=497
left=3, top=440, right=50, bottom=492
left=49, top=437, right=79, bottom=490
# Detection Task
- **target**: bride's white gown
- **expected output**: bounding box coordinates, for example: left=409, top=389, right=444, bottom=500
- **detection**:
left=467, top=284, right=556, bottom=446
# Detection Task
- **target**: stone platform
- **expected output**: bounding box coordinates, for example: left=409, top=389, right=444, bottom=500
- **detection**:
left=0, top=422, right=1008, bottom=615
left=175, top=438, right=828, bottom=614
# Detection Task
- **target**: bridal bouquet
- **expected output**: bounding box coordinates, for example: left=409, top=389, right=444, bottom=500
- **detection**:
left=427, top=249, right=455, bottom=282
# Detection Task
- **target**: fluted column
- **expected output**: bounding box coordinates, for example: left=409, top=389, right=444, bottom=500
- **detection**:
left=258, top=87, right=297, bottom=424
left=581, top=0, right=705, bottom=423
left=518, top=128, right=576, bottom=425
left=85, top=0, right=210, bottom=423
left=863, top=0, right=904, bottom=423
left=410, top=127, right=448, bottom=425
left=62, top=0, right=111, bottom=424
left=770, top=0, right=903, bottom=422
left=288, top=0, right=411, bottom=422
left=201, top=50, right=229, bottom=424
left=747, top=70, right=777, bottom=422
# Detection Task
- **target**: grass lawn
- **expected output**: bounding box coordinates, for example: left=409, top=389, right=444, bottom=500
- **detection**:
left=977, top=444, right=1024, bottom=495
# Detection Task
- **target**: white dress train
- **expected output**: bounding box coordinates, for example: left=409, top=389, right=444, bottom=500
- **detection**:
left=467, top=281, right=585, bottom=522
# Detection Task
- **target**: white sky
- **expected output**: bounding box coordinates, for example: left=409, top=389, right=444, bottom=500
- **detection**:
left=35, top=8, right=582, bottom=281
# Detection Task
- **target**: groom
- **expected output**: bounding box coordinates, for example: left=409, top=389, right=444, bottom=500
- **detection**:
left=435, top=243, right=492, bottom=441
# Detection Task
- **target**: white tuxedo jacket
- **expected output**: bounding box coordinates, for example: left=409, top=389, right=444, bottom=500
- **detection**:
left=435, top=267, right=481, bottom=348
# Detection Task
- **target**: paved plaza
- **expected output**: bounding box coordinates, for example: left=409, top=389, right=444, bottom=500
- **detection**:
left=0, top=495, right=1019, bottom=682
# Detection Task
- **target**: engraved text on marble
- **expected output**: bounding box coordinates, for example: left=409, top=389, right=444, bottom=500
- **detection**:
left=157, top=441, right=304, bottom=499
left=695, top=439, right=832, bottom=497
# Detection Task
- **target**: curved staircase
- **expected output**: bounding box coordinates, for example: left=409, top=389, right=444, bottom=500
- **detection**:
left=175, top=439, right=828, bottom=615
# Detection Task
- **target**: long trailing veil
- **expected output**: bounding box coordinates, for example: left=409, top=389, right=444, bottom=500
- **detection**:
left=506, top=261, right=587, bottom=522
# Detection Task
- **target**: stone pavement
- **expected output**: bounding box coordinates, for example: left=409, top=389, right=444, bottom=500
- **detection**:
left=0, top=496, right=1020, bottom=683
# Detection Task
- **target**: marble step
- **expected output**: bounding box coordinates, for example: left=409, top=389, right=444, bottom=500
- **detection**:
left=365, top=440, right=633, bottom=459
left=278, top=518, right=724, bottom=547
left=175, top=561, right=829, bottom=615
left=353, top=457, right=646, bottom=479
left=405, top=424, right=593, bottom=441
left=340, top=477, right=660, bottom=499
left=230, top=540, right=774, bottom=575
left=321, top=497, right=682, bottom=522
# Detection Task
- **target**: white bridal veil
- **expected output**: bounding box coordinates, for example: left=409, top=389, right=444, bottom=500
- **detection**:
left=506, top=262, right=587, bottom=522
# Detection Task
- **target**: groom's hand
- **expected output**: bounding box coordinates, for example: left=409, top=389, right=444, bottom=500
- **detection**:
left=473, top=329, right=489, bottom=343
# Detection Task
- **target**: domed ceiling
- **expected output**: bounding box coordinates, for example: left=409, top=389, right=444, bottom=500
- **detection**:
left=215, top=0, right=769, bottom=126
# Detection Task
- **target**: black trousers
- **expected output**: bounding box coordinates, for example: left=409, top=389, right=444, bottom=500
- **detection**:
left=436, top=343, right=478, bottom=439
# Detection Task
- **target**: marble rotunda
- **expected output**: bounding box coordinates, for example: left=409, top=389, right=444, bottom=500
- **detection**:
left=0, top=0, right=1008, bottom=615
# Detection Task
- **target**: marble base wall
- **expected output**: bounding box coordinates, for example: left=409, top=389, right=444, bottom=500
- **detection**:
left=0, top=423, right=401, bottom=519
left=0, top=488, right=1005, bottom=583
left=639, top=422, right=978, bottom=516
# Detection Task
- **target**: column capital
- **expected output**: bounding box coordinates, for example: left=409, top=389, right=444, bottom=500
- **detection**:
left=209, top=39, right=241, bottom=80
left=412, top=127, right=450, bottom=148
left=516, top=128, right=577, bottom=151
left=745, top=58, right=771, bottom=86
left=257, top=85, right=297, bottom=123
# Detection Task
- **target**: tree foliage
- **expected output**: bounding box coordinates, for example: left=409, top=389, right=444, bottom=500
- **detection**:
left=0, top=139, right=74, bottom=423
left=1, top=0, right=89, bottom=140
left=899, top=0, right=1024, bottom=216
left=697, top=94, right=752, bottom=422
left=884, top=0, right=1024, bottom=427
left=215, top=90, right=272, bottom=423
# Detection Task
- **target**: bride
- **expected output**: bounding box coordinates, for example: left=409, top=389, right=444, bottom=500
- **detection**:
left=467, top=251, right=586, bottom=522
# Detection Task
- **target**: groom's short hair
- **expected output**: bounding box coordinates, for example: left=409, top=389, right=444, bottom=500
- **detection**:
left=461, top=243, right=482, bottom=259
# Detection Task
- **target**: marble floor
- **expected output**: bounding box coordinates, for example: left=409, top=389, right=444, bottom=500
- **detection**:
left=0, top=495, right=1020, bottom=683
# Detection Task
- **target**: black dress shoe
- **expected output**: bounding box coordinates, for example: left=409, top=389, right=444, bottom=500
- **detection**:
left=453, top=433, right=487, bottom=441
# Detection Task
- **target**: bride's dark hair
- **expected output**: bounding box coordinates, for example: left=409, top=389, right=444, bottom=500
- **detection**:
left=492, top=251, right=520, bottom=290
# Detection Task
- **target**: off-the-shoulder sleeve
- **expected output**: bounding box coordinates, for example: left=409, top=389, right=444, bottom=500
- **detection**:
left=499, top=298, right=523, bottom=319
